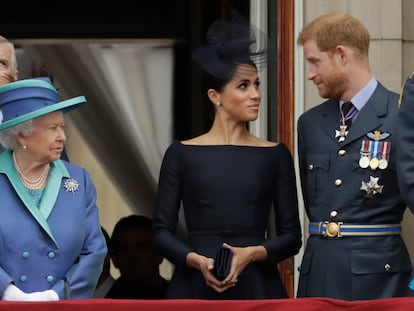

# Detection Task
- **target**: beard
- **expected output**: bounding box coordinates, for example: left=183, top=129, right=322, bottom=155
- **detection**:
left=317, top=66, right=347, bottom=99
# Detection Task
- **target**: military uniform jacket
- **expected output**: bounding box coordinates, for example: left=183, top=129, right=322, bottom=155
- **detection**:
left=0, top=150, right=107, bottom=299
left=397, top=74, right=414, bottom=209
left=297, top=82, right=412, bottom=300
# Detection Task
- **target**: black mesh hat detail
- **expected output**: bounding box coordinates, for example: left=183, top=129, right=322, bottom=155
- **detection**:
left=191, top=9, right=269, bottom=80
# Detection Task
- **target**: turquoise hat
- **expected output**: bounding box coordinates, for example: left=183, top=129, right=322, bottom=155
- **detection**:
left=0, top=77, right=86, bottom=131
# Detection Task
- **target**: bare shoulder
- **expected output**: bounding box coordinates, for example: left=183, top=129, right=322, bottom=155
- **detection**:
left=254, top=138, right=278, bottom=147
left=180, top=135, right=208, bottom=145
left=181, top=135, right=279, bottom=147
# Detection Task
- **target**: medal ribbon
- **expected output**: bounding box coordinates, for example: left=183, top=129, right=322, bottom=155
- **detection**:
left=371, top=141, right=380, bottom=159
left=342, top=105, right=358, bottom=125
left=361, top=140, right=370, bottom=154
left=381, top=141, right=390, bottom=162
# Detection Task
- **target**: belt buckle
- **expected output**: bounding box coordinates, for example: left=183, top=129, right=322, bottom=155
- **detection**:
left=324, top=221, right=343, bottom=238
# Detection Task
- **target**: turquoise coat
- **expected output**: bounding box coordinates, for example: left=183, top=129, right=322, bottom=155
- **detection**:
left=0, top=150, right=106, bottom=299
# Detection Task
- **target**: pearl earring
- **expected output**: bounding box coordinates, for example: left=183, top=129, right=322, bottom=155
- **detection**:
left=22, top=145, right=27, bottom=150
left=215, top=102, right=222, bottom=107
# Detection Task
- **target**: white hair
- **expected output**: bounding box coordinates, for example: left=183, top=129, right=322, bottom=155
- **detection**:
left=0, top=35, right=18, bottom=72
left=0, top=119, right=34, bottom=150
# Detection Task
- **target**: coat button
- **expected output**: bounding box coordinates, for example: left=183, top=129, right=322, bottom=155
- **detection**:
left=384, top=263, right=391, bottom=272
left=308, top=164, right=314, bottom=170
left=338, top=149, right=346, bottom=156
left=20, top=275, right=28, bottom=282
left=48, top=252, right=56, bottom=259
left=22, top=252, right=30, bottom=259
left=335, top=179, right=342, bottom=186
left=46, top=276, right=54, bottom=283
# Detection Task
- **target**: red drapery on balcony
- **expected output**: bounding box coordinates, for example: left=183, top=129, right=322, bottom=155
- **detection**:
left=0, top=297, right=413, bottom=311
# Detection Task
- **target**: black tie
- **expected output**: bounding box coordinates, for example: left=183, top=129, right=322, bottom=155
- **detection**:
left=341, top=101, right=354, bottom=129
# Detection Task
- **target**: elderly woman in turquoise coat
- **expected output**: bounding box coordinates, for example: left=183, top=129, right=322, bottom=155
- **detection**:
left=0, top=77, right=106, bottom=301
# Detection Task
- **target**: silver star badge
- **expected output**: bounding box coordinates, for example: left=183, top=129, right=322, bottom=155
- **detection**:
left=63, top=178, right=80, bottom=194
left=335, top=125, right=349, bottom=142
left=360, top=176, right=383, bottom=198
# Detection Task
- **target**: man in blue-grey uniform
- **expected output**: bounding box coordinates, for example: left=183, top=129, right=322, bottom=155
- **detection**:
left=296, top=12, right=412, bottom=300
left=397, top=72, right=414, bottom=294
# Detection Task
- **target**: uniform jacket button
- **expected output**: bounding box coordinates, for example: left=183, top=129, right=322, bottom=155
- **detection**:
left=384, top=263, right=391, bottom=272
left=46, top=275, right=54, bottom=283
left=335, top=179, right=342, bottom=186
left=20, top=275, right=28, bottom=282
left=338, top=149, right=346, bottom=156
left=22, top=252, right=30, bottom=259
left=48, top=252, right=56, bottom=259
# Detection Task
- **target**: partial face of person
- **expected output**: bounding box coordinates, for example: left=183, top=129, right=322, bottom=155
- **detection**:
left=303, top=38, right=347, bottom=99
left=112, top=228, right=162, bottom=281
left=217, top=64, right=261, bottom=122
left=22, top=111, right=66, bottom=163
left=0, top=42, right=17, bottom=86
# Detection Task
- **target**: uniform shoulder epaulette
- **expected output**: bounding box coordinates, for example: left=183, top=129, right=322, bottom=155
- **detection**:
left=398, top=72, right=414, bottom=108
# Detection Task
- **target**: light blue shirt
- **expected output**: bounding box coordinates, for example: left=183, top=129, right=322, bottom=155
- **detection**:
left=340, top=77, right=378, bottom=122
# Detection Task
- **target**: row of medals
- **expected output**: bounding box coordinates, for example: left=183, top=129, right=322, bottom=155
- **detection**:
left=359, top=151, right=388, bottom=170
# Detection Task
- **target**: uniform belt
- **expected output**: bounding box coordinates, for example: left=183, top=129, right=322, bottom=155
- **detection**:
left=309, top=222, right=401, bottom=238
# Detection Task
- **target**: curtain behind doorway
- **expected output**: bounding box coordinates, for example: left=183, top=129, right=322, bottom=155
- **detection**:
left=18, top=41, right=174, bottom=216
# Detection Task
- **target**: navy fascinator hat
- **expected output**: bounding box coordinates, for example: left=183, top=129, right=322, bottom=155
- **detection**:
left=0, top=77, right=86, bottom=131
left=191, top=9, right=269, bottom=80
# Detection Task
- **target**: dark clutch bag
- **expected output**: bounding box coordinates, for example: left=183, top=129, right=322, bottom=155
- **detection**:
left=213, top=247, right=233, bottom=281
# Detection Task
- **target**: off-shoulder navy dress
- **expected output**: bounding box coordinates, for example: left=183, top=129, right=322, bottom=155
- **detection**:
left=152, top=140, right=301, bottom=299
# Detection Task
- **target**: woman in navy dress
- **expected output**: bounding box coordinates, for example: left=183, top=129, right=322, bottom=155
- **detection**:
left=152, top=11, right=302, bottom=299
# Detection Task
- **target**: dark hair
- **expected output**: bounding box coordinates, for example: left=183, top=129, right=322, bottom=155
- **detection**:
left=29, top=60, right=56, bottom=85
left=101, top=226, right=112, bottom=249
left=201, top=59, right=258, bottom=95
left=201, top=71, right=227, bottom=95
left=111, top=215, right=153, bottom=251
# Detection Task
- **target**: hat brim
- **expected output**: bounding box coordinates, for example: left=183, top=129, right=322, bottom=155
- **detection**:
left=0, top=95, right=86, bottom=131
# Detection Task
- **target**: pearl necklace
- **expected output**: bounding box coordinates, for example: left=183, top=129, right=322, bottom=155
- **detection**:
left=12, top=152, right=50, bottom=190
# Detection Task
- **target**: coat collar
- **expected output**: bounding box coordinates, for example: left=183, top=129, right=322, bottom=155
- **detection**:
left=0, top=150, right=70, bottom=246
left=317, top=82, right=389, bottom=145
left=342, top=82, right=388, bottom=144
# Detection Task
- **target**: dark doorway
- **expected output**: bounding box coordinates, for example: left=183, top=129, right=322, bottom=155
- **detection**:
left=0, top=0, right=250, bottom=140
